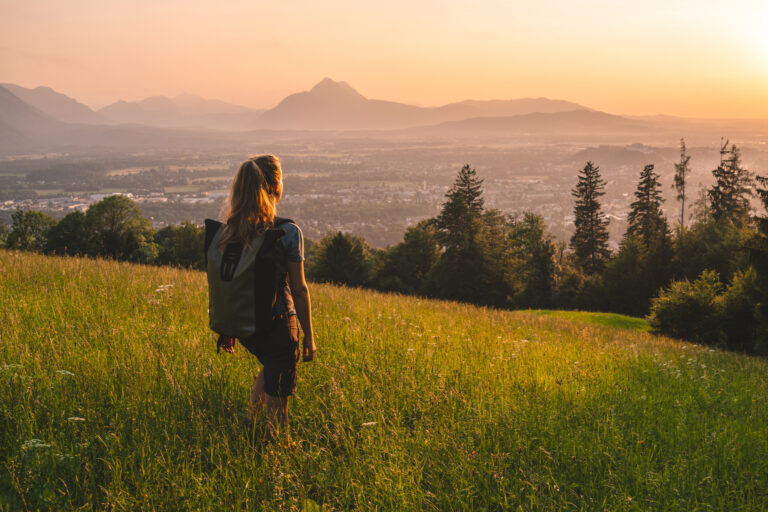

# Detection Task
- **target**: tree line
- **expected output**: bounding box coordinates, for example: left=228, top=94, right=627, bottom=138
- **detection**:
left=308, top=139, right=768, bottom=355
left=0, top=195, right=207, bottom=269
left=2, top=138, right=767, bottom=354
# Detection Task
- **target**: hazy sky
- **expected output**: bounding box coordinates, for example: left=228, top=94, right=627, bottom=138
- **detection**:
left=2, top=0, right=767, bottom=118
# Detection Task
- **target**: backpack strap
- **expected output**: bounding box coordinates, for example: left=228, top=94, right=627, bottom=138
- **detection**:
left=204, top=218, right=223, bottom=264
left=274, top=217, right=294, bottom=227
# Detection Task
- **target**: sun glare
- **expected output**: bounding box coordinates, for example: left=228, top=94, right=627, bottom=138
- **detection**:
left=759, top=11, right=768, bottom=62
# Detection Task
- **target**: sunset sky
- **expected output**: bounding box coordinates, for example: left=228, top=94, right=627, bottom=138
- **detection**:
left=2, top=0, right=767, bottom=118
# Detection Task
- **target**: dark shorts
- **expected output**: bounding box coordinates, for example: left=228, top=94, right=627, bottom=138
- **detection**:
left=239, top=315, right=300, bottom=397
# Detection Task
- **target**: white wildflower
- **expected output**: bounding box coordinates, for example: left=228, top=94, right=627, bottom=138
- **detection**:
left=1, top=364, right=23, bottom=371
left=22, top=439, right=51, bottom=450
left=56, top=370, right=75, bottom=377
left=67, top=417, right=86, bottom=422
left=362, top=421, right=377, bottom=427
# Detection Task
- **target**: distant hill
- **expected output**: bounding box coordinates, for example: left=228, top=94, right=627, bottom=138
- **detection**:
left=256, top=78, right=590, bottom=130
left=0, top=85, right=66, bottom=151
left=408, top=109, right=648, bottom=138
left=98, top=94, right=263, bottom=130
left=0, top=85, right=269, bottom=154
left=1, top=83, right=104, bottom=124
left=443, top=98, right=589, bottom=117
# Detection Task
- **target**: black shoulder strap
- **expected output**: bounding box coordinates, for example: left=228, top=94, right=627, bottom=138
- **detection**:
left=274, top=217, right=294, bottom=227
left=257, top=217, right=294, bottom=259
left=204, top=218, right=223, bottom=263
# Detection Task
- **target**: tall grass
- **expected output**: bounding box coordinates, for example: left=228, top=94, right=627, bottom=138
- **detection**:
left=1, top=249, right=767, bottom=510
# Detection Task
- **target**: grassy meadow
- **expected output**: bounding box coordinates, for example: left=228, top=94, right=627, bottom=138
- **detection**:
left=1, top=249, right=767, bottom=511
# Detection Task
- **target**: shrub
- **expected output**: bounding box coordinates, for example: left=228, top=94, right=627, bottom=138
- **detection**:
left=647, top=269, right=725, bottom=345
left=370, top=222, right=439, bottom=295
left=308, top=231, right=371, bottom=286
left=720, top=267, right=762, bottom=353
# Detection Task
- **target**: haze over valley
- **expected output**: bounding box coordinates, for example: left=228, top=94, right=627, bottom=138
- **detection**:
left=1, top=78, right=767, bottom=247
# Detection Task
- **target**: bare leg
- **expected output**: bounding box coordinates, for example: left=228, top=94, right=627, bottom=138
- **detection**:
left=247, top=369, right=266, bottom=422
left=264, top=394, right=289, bottom=441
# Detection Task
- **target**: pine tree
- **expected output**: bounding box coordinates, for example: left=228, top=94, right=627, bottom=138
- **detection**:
left=627, top=164, right=667, bottom=246
left=614, top=163, right=673, bottom=314
left=570, top=161, right=610, bottom=274
left=672, top=138, right=691, bottom=228
left=433, top=164, right=484, bottom=251
left=708, top=139, right=754, bottom=224
left=429, top=164, right=498, bottom=304
left=747, top=174, right=768, bottom=350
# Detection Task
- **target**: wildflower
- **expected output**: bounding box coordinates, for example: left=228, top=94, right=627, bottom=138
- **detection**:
left=22, top=439, right=51, bottom=450
left=154, top=284, right=174, bottom=293
left=362, top=421, right=377, bottom=427
left=1, top=363, right=23, bottom=371
left=67, top=417, right=86, bottom=422
left=56, top=370, right=75, bottom=377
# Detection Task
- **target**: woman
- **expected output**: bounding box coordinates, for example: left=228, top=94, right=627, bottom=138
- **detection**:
left=217, top=154, right=316, bottom=436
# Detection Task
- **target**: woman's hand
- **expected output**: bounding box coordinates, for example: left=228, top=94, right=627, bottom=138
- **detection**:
left=302, top=335, right=316, bottom=362
left=287, top=260, right=315, bottom=363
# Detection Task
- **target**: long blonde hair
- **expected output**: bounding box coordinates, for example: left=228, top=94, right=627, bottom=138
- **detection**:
left=218, top=155, right=283, bottom=249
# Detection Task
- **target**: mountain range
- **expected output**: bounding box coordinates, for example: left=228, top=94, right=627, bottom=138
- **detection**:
left=255, top=78, right=588, bottom=130
left=2, top=78, right=592, bottom=132
left=1, top=77, right=728, bottom=154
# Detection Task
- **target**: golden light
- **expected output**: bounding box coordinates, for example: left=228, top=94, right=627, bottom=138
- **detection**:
left=759, top=9, right=768, bottom=62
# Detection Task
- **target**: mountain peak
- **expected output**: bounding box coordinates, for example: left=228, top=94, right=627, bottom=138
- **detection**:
left=309, top=78, right=365, bottom=99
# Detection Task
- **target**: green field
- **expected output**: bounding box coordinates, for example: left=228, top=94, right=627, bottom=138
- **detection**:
left=1, top=250, right=767, bottom=511
left=523, top=310, right=650, bottom=332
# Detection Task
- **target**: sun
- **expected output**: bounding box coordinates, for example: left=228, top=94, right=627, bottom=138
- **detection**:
left=759, top=11, right=768, bottom=62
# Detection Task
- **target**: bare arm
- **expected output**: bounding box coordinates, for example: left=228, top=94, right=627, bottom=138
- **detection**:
left=287, top=260, right=315, bottom=361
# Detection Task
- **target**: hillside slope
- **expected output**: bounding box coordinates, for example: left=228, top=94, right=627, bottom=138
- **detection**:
left=1, top=250, right=767, bottom=510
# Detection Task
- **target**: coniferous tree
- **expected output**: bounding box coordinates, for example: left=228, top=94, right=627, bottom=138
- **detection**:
left=570, top=161, right=610, bottom=274
left=626, top=164, right=669, bottom=246
left=433, top=164, right=484, bottom=252
left=428, top=164, right=508, bottom=304
left=507, top=212, right=556, bottom=308
left=708, top=139, right=754, bottom=224
left=429, top=164, right=485, bottom=301
left=608, top=164, right=672, bottom=315
left=746, top=174, right=768, bottom=350
left=672, top=138, right=691, bottom=228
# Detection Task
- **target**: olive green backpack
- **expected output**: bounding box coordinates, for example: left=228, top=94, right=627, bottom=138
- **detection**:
left=204, top=218, right=293, bottom=350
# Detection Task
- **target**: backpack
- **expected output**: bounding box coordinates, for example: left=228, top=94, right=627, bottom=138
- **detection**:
left=204, top=217, right=294, bottom=350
